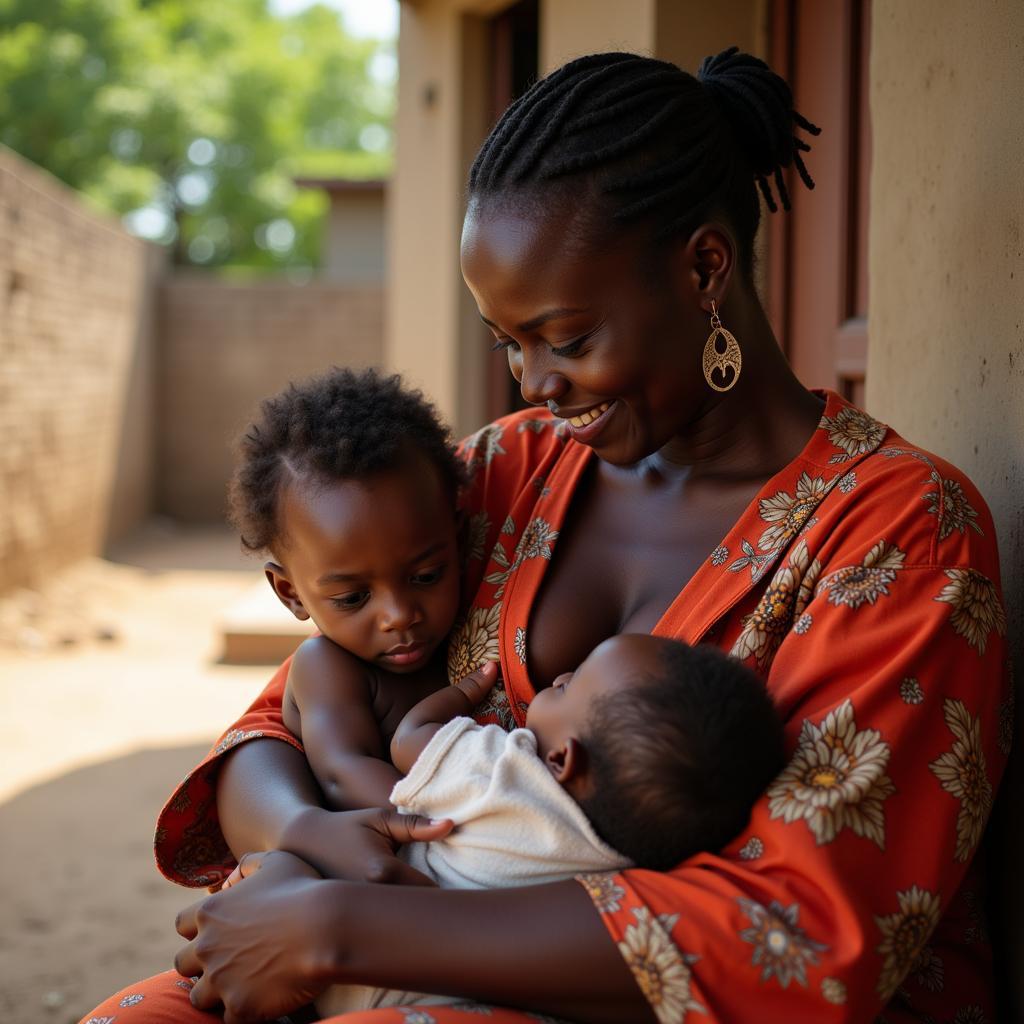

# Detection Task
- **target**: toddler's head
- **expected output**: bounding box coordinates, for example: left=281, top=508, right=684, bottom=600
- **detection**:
left=228, top=367, right=465, bottom=674
left=526, top=635, right=784, bottom=870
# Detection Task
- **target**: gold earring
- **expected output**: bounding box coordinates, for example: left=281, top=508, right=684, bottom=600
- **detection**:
left=702, top=300, right=742, bottom=393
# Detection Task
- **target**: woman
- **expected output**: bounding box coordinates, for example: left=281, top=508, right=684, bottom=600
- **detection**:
left=84, top=49, right=1008, bottom=1023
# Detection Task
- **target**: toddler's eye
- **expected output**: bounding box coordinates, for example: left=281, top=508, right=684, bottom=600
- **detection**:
left=412, top=565, right=446, bottom=586
left=331, top=591, right=368, bottom=610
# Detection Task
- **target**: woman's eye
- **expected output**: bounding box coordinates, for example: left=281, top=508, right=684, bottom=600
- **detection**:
left=331, top=591, right=368, bottom=610
left=412, top=565, right=446, bottom=586
left=549, top=335, right=587, bottom=358
left=491, top=338, right=519, bottom=353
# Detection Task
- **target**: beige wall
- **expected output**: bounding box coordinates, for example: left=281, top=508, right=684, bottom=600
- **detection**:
left=392, top=0, right=763, bottom=437
left=157, top=276, right=383, bottom=520
left=867, top=3, right=1024, bottom=993
left=867, top=0, right=1023, bottom=663
left=0, top=146, right=161, bottom=593
left=323, top=190, right=387, bottom=284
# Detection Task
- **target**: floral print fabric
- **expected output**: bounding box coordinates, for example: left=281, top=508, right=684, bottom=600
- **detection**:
left=152, top=391, right=1009, bottom=1023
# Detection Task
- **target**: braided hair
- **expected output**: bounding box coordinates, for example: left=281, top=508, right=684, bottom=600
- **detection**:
left=468, top=47, right=820, bottom=274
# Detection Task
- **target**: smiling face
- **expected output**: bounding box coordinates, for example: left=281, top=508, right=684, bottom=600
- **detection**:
left=266, top=451, right=461, bottom=674
left=460, top=197, right=712, bottom=466
left=526, top=633, right=670, bottom=761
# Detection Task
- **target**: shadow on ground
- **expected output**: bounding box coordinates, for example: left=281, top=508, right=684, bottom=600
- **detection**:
left=0, top=744, right=211, bottom=1024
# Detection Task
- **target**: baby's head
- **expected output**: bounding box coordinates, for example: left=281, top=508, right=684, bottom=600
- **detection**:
left=228, top=367, right=465, bottom=674
left=526, top=635, right=784, bottom=870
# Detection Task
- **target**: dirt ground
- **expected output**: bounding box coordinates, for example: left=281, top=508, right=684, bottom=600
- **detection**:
left=0, top=523, right=278, bottom=1023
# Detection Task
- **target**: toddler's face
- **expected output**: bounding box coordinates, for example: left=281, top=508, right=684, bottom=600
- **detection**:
left=526, top=634, right=665, bottom=756
left=269, top=452, right=461, bottom=674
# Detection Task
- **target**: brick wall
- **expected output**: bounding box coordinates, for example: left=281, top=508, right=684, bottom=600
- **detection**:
left=157, top=276, right=384, bottom=520
left=0, top=147, right=161, bottom=592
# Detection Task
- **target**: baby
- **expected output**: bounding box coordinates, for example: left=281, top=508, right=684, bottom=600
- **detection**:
left=227, top=367, right=784, bottom=1014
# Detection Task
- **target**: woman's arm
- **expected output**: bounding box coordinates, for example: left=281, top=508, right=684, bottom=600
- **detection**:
left=176, top=856, right=654, bottom=1024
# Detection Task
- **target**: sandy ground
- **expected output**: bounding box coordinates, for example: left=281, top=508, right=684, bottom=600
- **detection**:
left=0, top=524, right=278, bottom=1023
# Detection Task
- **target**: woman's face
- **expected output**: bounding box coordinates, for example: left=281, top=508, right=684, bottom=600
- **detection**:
left=460, top=198, right=710, bottom=466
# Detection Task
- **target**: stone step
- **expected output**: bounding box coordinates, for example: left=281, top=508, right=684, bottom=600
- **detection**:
left=219, top=583, right=315, bottom=665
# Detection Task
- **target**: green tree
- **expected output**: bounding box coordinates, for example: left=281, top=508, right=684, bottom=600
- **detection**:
left=0, top=0, right=394, bottom=268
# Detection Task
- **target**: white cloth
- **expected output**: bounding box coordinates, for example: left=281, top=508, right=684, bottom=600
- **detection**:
left=315, top=718, right=628, bottom=1016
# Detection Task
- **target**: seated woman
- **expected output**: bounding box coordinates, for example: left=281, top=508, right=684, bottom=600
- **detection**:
left=82, top=48, right=1009, bottom=1024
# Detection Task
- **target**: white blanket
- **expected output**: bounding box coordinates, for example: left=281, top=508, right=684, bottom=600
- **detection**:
left=315, top=717, right=627, bottom=1016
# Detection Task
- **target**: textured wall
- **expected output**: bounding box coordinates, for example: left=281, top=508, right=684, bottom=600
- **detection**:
left=157, top=276, right=383, bottom=520
left=867, top=2, right=1024, bottom=997
left=0, top=147, right=160, bottom=592
left=867, top=0, right=1023, bottom=666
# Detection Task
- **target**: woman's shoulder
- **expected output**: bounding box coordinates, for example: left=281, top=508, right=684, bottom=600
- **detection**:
left=804, top=407, right=999, bottom=578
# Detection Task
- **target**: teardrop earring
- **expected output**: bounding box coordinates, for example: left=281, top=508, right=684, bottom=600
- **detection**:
left=701, top=300, right=742, bottom=393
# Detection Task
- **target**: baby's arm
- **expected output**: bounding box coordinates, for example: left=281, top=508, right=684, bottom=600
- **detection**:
left=390, top=661, right=497, bottom=774
left=284, top=635, right=403, bottom=810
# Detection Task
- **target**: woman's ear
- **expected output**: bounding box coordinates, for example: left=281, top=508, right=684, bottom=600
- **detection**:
left=264, top=562, right=311, bottom=621
left=684, top=223, right=736, bottom=311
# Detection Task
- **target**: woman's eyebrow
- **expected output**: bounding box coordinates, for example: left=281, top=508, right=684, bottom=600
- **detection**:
left=479, top=307, right=590, bottom=333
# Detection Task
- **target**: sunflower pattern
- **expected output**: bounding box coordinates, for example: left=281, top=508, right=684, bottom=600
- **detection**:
left=818, top=540, right=905, bottom=609
left=820, top=405, right=887, bottom=461
left=934, top=569, right=1006, bottom=655
left=922, top=471, right=983, bottom=540
left=874, top=885, right=943, bottom=1001
left=465, top=512, right=492, bottom=562
left=737, top=898, right=827, bottom=988
left=757, top=473, right=829, bottom=553
left=144, top=394, right=1008, bottom=1024
left=615, top=907, right=704, bottom=1023
left=731, top=540, right=816, bottom=668
left=576, top=872, right=626, bottom=913
left=447, top=605, right=501, bottom=683
left=929, top=699, right=993, bottom=862
left=766, top=699, right=895, bottom=849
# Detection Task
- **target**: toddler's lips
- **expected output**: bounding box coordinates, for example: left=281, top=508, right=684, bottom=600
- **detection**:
left=381, top=641, right=431, bottom=667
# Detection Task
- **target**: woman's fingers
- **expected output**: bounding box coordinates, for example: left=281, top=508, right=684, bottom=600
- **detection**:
left=375, top=808, right=454, bottom=845
left=174, top=898, right=201, bottom=940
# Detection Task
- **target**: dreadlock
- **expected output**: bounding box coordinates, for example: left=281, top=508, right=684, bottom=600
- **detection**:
left=468, top=47, right=820, bottom=274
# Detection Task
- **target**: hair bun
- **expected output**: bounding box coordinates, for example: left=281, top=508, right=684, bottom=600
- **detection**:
left=697, top=46, right=820, bottom=212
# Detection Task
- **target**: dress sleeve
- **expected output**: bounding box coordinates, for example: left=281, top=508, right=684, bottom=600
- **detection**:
left=580, top=473, right=1010, bottom=1021
left=154, top=657, right=302, bottom=887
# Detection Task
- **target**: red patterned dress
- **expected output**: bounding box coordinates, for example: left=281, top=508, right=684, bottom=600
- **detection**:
left=86, top=392, right=1009, bottom=1024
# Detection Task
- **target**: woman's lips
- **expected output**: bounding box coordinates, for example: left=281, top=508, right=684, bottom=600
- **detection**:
left=560, top=400, right=616, bottom=443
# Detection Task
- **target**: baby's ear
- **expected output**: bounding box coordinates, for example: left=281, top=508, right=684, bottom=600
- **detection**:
left=544, top=737, right=588, bottom=787
left=264, top=562, right=311, bottom=621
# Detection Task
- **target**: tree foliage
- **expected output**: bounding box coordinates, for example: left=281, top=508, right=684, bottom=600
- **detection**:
left=0, top=0, right=394, bottom=268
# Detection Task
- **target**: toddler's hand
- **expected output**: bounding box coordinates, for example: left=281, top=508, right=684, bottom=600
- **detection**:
left=454, top=660, right=499, bottom=706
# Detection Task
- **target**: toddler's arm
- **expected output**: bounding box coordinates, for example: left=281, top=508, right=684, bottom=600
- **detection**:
left=390, top=661, right=498, bottom=774
left=284, top=636, right=403, bottom=810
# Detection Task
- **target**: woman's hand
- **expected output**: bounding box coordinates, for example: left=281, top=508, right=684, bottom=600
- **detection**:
left=175, top=850, right=332, bottom=1023
left=280, top=805, right=454, bottom=883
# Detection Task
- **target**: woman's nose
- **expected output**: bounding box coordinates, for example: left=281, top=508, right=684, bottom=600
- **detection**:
left=517, top=351, right=569, bottom=407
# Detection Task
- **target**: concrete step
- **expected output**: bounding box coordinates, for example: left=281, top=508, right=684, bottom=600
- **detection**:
left=218, top=583, right=315, bottom=665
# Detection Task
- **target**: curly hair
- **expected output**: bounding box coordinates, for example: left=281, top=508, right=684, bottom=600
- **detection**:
left=577, top=640, right=784, bottom=871
left=227, top=367, right=466, bottom=554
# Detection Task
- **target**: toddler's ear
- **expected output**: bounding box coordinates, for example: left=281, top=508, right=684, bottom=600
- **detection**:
left=544, top=737, right=588, bottom=787
left=264, top=562, right=311, bottom=621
